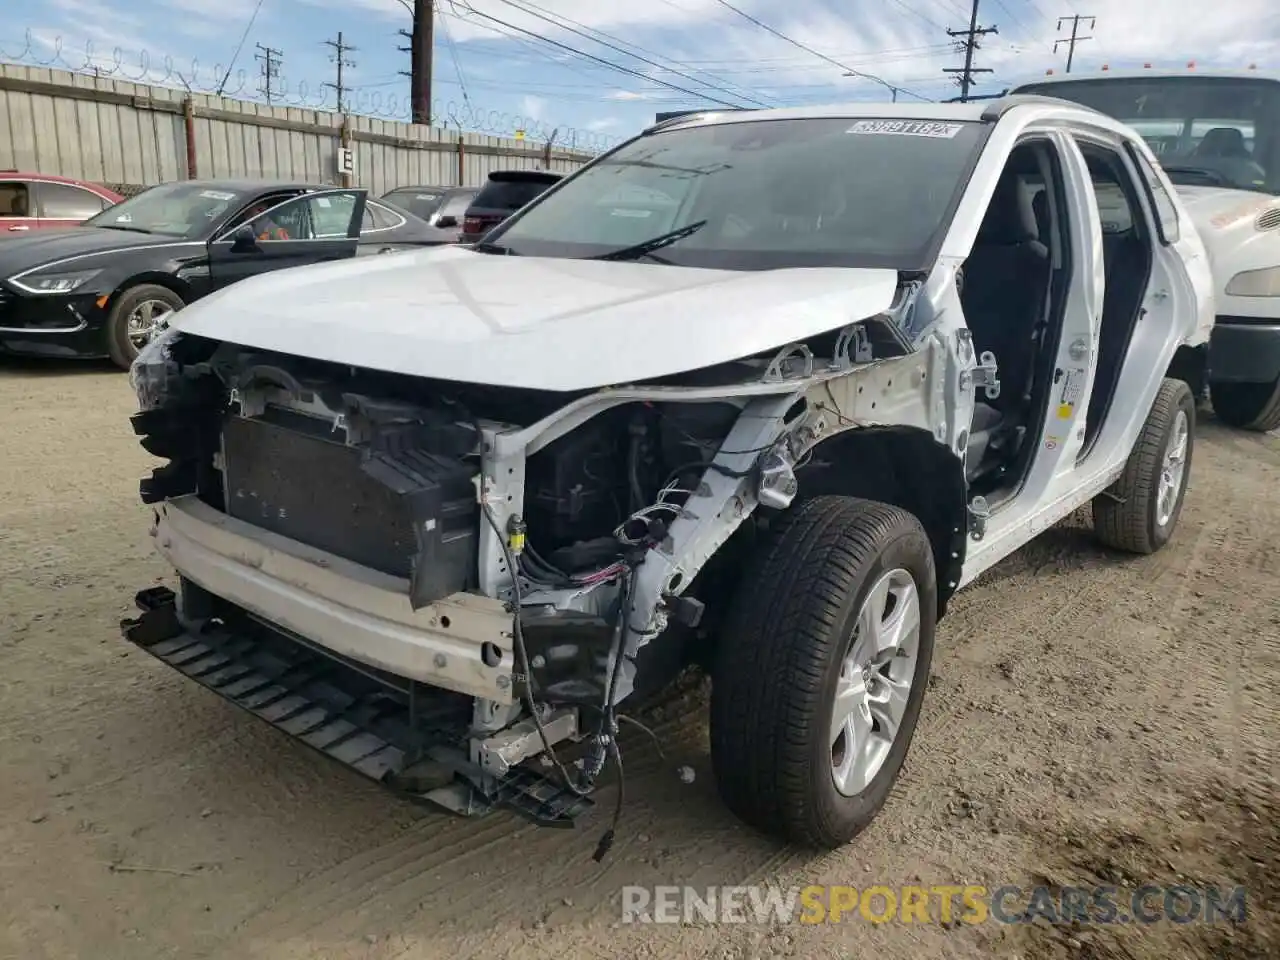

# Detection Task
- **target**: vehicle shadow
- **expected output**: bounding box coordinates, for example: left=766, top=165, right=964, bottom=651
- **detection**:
left=0, top=355, right=118, bottom=377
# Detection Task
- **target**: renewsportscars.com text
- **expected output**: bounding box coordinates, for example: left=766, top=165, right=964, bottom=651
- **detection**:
left=620, top=884, right=1249, bottom=926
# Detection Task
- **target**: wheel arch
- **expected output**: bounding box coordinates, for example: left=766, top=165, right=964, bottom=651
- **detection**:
left=793, top=426, right=968, bottom=619
left=1167, top=342, right=1208, bottom=400
left=105, top=272, right=193, bottom=310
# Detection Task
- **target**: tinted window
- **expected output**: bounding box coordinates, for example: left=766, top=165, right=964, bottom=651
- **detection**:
left=488, top=117, right=987, bottom=270
left=382, top=188, right=445, bottom=219
left=1014, top=76, right=1280, bottom=195
left=40, top=182, right=108, bottom=219
left=87, top=183, right=251, bottom=237
left=0, top=181, right=32, bottom=217
left=471, top=177, right=559, bottom=211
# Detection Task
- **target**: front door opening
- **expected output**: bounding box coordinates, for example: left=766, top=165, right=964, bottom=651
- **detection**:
left=959, top=139, right=1072, bottom=501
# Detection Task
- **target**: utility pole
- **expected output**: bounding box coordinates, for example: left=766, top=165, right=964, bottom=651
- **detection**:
left=323, top=31, right=357, bottom=114
left=397, top=0, right=433, bottom=125
left=943, top=0, right=998, bottom=103
left=254, top=43, right=283, bottom=103
left=1054, top=15, right=1095, bottom=73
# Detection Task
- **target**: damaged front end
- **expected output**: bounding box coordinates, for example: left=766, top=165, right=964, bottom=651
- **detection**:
left=121, top=287, right=971, bottom=838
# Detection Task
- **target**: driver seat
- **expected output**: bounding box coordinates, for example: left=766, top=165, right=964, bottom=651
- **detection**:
left=1194, top=127, right=1251, bottom=159
left=960, top=169, right=1050, bottom=482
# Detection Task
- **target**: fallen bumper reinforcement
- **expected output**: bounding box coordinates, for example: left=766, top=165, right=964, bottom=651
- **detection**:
left=120, top=585, right=593, bottom=827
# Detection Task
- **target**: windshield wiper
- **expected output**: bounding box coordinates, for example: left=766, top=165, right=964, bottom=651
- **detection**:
left=96, top=224, right=154, bottom=234
left=591, top=219, right=707, bottom=262
left=1159, top=164, right=1230, bottom=187
left=471, top=240, right=517, bottom=255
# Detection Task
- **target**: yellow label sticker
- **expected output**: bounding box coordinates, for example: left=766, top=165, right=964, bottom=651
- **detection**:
left=1057, top=403, right=1073, bottom=419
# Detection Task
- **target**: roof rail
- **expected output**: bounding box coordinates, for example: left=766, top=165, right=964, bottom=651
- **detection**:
left=980, top=92, right=1097, bottom=120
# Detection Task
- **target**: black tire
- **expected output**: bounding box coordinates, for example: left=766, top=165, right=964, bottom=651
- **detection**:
left=1209, top=376, right=1280, bottom=432
left=709, top=496, right=937, bottom=849
left=105, top=284, right=185, bottom=370
left=1093, top=377, right=1195, bottom=555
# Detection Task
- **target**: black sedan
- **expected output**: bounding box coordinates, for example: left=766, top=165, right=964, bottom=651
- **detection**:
left=0, top=179, right=440, bottom=368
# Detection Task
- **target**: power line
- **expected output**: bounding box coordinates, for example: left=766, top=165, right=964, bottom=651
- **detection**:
left=887, top=0, right=945, bottom=31
left=481, top=0, right=759, bottom=101
left=215, top=0, right=266, bottom=96
left=1054, top=14, right=1095, bottom=73
left=943, top=0, right=999, bottom=102
left=436, top=10, right=472, bottom=108
left=474, top=0, right=773, bottom=108
left=990, top=0, right=1029, bottom=31
left=322, top=31, right=357, bottom=113
left=708, top=0, right=932, bottom=102
left=673, top=42, right=952, bottom=65
left=254, top=42, right=282, bottom=103
left=447, top=4, right=757, bottom=108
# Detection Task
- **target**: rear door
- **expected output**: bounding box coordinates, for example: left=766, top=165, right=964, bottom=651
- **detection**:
left=33, top=180, right=113, bottom=227
left=0, top=179, right=36, bottom=234
left=207, top=189, right=367, bottom=291
left=1125, top=143, right=1216, bottom=347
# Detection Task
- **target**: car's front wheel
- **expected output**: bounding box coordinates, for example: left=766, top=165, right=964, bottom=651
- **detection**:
left=105, top=284, right=185, bottom=370
left=709, top=496, right=937, bottom=849
left=1209, top=375, right=1280, bottom=432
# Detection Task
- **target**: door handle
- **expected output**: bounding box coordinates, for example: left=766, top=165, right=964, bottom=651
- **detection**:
left=8, top=224, right=30, bottom=231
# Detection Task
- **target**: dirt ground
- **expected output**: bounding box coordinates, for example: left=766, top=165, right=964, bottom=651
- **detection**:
left=1, top=358, right=1276, bottom=960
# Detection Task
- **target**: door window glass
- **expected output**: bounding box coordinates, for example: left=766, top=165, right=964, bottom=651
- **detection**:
left=1129, top=147, right=1181, bottom=244
left=0, top=181, right=32, bottom=217
left=40, top=182, right=109, bottom=219
left=241, top=191, right=360, bottom=241
left=309, top=192, right=360, bottom=238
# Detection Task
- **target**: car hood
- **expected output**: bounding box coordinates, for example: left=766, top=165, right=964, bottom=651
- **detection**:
left=1173, top=185, right=1279, bottom=232
left=1172, top=185, right=1280, bottom=280
left=0, top=227, right=171, bottom=277
left=172, top=246, right=901, bottom=392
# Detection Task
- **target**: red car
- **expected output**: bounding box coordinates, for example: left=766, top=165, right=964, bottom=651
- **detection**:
left=0, top=172, right=123, bottom=234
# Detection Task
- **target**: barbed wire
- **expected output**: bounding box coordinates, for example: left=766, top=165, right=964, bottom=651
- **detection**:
left=0, top=30, right=624, bottom=152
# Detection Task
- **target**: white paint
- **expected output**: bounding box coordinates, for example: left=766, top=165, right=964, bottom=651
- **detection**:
left=171, top=249, right=900, bottom=391
left=1176, top=184, right=1280, bottom=324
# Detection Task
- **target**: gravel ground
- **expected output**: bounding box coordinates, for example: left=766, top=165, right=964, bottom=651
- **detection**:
left=1, top=358, right=1276, bottom=960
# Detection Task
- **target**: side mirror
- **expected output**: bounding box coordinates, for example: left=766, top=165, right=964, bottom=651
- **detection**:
left=434, top=214, right=458, bottom=229
left=231, top=224, right=258, bottom=251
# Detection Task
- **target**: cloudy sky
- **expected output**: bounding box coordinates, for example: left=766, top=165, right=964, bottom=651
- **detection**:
left=4, top=0, right=1280, bottom=147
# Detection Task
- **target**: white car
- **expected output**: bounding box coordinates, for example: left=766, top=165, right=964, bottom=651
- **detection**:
left=122, top=97, right=1212, bottom=851
left=1012, top=69, right=1280, bottom=431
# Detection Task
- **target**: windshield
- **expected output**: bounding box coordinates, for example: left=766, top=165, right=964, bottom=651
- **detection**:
left=471, top=177, right=559, bottom=212
left=1014, top=76, right=1280, bottom=194
left=383, top=188, right=445, bottom=220
left=485, top=117, right=988, bottom=270
left=83, top=182, right=248, bottom=237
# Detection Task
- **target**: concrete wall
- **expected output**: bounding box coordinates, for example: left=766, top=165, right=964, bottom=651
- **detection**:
left=0, top=63, right=597, bottom=196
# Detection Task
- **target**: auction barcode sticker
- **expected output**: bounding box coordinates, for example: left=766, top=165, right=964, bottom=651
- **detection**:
left=847, top=119, right=965, bottom=138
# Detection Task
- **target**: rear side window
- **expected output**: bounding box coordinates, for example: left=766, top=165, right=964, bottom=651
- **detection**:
left=39, top=182, right=109, bottom=219
left=363, top=201, right=405, bottom=232
left=472, top=178, right=557, bottom=211
left=1127, top=145, right=1181, bottom=244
